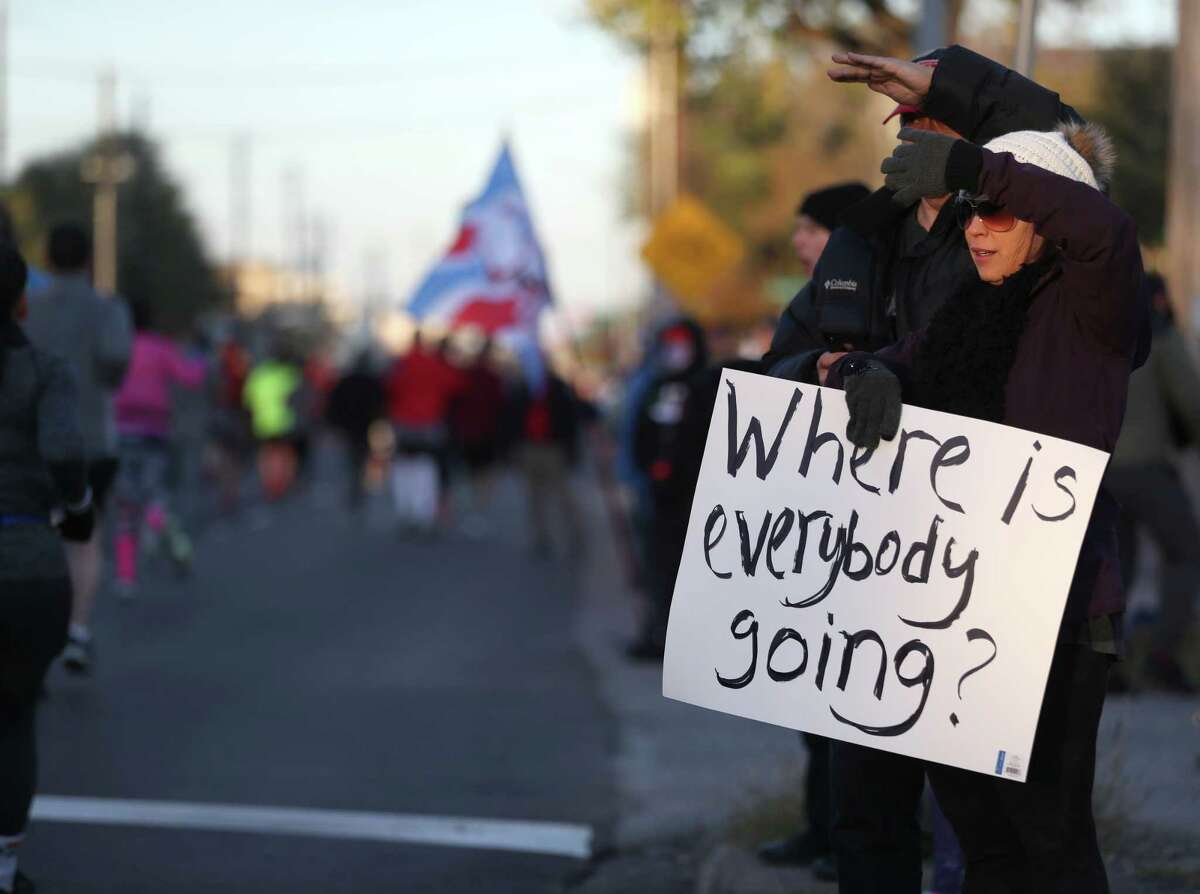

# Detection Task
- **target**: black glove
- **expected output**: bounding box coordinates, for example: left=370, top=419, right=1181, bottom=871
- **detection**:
left=880, top=127, right=960, bottom=206
left=842, top=357, right=902, bottom=450
left=56, top=489, right=95, bottom=543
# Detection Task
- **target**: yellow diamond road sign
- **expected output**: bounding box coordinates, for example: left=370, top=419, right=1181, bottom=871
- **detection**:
left=641, top=196, right=745, bottom=304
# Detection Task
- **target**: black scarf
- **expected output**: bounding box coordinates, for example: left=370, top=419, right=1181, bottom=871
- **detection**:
left=911, top=255, right=1056, bottom=423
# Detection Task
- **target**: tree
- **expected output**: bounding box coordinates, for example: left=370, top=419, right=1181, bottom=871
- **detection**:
left=589, top=0, right=1096, bottom=302
left=1080, top=46, right=1170, bottom=246
left=5, top=132, right=228, bottom=332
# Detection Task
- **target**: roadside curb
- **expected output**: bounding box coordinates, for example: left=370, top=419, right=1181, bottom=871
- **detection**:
left=695, top=844, right=835, bottom=894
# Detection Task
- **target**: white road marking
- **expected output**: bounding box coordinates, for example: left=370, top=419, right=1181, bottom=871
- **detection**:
left=32, top=796, right=592, bottom=860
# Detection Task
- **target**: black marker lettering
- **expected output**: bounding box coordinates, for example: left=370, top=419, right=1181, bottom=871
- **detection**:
left=703, top=505, right=732, bottom=579
left=726, top=381, right=803, bottom=480
left=850, top=444, right=880, bottom=495
left=1001, top=440, right=1042, bottom=525
left=735, top=510, right=773, bottom=576
left=715, top=609, right=758, bottom=689
left=830, top=639, right=934, bottom=737
left=842, top=510, right=873, bottom=581
left=929, top=435, right=970, bottom=514
left=875, top=531, right=902, bottom=575
left=1033, top=466, right=1078, bottom=522
left=799, top=390, right=845, bottom=484
left=836, top=629, right=888, bottom=699
left=900, top=537, right=979, bottom=630
left=902, top=515, right=943, bottom=584
left=888, top=429, right=941, bottom=494
left=766, top=628, right=809, bottom=682
left=791, top=509, right=831, bottom=575
left=785, top=517, right=845, bottom=608
left=765, top=509, right=795, bottom=580
left=814, top=613, right=834, bottom=691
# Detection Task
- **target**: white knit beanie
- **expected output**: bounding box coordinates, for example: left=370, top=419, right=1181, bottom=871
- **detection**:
left=982, top=129, right=1099, bottom=191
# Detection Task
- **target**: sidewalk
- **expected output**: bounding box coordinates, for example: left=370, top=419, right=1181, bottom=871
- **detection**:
left=570, top=472, right=1200, bottom=894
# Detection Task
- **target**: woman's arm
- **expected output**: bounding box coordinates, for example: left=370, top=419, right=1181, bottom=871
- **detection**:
left=922, top=45, right=1082, bottom=143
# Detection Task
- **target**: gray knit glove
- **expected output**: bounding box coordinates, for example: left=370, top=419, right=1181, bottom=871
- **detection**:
left=842, top=357, right=902, bottom=450
left=880, top=127, right=959, bottom=206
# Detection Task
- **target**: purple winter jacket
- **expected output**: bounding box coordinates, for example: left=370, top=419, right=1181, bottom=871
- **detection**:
left=832, top=148, right=1147, bottom=627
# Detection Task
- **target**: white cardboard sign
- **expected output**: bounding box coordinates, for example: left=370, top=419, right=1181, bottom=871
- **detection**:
left=662, top=369, right=1109, bottom=781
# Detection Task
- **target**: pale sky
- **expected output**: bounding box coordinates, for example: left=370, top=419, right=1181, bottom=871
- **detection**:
left=6, top=0, right=1178, bottom=323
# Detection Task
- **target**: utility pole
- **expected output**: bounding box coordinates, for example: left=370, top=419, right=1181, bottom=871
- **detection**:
left=645, top=0, right=680, bottom=316
left=229, top=134, right=252, bottom=266
left=0, top=0, right=8, bottom=184
left=1166, top=0, right=1200, bottom=325
left=914, top=0, right=947, bottom=55
left=81, top=68, right=134, bottom=296
left=1013, top=0, right=1039, bottom=76
left=281, top=165, right=306, bottom=301
left=646, top=0, right=678, bottom=217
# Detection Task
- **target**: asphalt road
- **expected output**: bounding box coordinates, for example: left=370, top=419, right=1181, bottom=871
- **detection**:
left=26, top=466, right=617, bottom=893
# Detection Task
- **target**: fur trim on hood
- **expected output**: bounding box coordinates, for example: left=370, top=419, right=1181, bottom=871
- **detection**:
left=1058, top=121, right=1117, bottom=194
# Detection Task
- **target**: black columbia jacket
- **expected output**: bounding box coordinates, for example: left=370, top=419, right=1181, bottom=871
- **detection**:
left=764, top=45, right=1083, bottom=381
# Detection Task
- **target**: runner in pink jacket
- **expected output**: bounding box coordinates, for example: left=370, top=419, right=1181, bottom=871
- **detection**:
left=113, top=312, right=208, bottom=596
left=115, top=332, right=207, bottom=438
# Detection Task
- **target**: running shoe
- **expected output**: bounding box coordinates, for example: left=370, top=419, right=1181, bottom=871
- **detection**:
left=166, top=526, right=194, bottom=578
left=62, top=634, right=93, bottom=675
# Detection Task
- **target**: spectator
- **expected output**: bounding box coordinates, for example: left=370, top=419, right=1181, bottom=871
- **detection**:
left=1106, top=273, right=1200, bottom=694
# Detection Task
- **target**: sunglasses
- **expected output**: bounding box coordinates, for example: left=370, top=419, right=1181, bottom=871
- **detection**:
left=954, top=191, right=1017, bottom=233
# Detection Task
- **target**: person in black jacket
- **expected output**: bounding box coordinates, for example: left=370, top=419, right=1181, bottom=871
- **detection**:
left=756, top=182, right=868, bottom=880
left=325, top=351, right=385, bottom=511
left=627, top=318, right=708, bottom=660
left=761, top=46, right=1084, bottom=894
left=0, top=243, right=94, bottom=893
left=512, top=369, right=585, bottom=560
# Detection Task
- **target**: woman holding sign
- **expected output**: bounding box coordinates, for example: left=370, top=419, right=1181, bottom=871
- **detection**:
left=827, top=122, right=1144, bottom=893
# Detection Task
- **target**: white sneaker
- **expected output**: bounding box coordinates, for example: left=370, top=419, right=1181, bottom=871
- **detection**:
left=62, top=635, right=93, bottom=675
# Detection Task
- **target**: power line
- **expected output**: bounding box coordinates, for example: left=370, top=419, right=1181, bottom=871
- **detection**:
left=7, top=54, right=607, bottom=89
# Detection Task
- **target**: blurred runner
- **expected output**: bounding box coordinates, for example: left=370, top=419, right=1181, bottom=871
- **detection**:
left=0, top=243, right=94, bottom=893
left=385, top=331, right=464, bottom=533
left=450, top=338, right=506, bottom=533
left=207, top=335, right=252, bottom=515
left=243, top=345, right=303, bottom=502
left=325, top=350, right=385, bottom=512
left=112, top=301, right=207, bottom=598
left=23, top=222, right=132, bottom=675
left=512, top=364, right=584, bottom=560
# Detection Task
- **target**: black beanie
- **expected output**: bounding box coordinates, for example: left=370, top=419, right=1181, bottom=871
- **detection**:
left=797, top=182, right=871, bottom=232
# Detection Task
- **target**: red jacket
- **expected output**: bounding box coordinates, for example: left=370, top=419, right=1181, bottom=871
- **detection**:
left=386, top=348, right=464, bottom=427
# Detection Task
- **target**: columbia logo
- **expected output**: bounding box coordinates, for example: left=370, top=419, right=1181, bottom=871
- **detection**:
left=824, top=278, right=858, bottom=291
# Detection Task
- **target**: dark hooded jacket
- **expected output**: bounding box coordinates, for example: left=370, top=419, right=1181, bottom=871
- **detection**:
left=764, top=45, right=1084, bottom=380
left=829, top=144, right=1147, bottom=628
left=633, top=318, right=709, bottom=506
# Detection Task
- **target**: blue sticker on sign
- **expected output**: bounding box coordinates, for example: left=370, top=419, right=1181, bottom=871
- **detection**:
left=995, top=750, right=1007, bottom=775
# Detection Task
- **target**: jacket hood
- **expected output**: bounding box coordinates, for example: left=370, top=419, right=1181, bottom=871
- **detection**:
left=652, top=316, right=708, bottom=377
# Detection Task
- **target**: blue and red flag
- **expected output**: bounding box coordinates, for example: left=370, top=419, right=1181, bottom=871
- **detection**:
left=407, top=142, right=553, bottom=338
